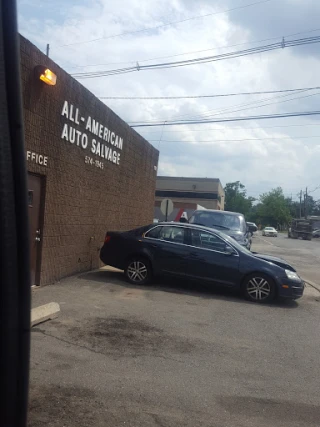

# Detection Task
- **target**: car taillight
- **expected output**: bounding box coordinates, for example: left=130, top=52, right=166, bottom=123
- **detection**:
left=104, top=235, right=111, bottom=243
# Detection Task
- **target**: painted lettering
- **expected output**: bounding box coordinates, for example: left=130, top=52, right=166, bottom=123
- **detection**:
left=74, top=108, right=80, bottom=125
left=99, top=124, right=103, bottom=138
left=69, top=104, right=75, bottom=122
left=61, top=123, right=69, bottom=141
left=110, top=132, right=115, bottom=145
left=91, top=138, right=96, bottom=154
left=112, top=150, right=117, bottom=163
left=81, top=133, right=88, bottom=149
left=75, top=130, right=81, bottom=146
left=86, top=116, right=92, bottom=132
left=91, top=119, right=99, bottom=135
left=69, top=126, right=75, bottom=143
left=61, top=100, right=69, bottom=118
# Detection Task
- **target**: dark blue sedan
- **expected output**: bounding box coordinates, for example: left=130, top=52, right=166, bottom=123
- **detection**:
left=100, top=222, right=304, bottom=303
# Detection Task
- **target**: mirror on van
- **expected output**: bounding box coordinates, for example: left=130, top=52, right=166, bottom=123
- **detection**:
left=247, top=223, right=258, bottom=233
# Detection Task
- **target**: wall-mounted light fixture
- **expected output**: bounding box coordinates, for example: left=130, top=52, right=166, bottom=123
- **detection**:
left=35, top=65, right=57, bottom=86
left=40, top=68, right=56, bottom=85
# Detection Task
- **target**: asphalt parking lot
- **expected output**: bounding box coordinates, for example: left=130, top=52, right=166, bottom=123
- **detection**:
left=253, top=231, right=320, bottom=286
left=29, top=237, right=320, bottom=427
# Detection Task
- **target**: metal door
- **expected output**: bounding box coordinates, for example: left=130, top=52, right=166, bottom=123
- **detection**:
left=28, top=173, right=43, bottom=285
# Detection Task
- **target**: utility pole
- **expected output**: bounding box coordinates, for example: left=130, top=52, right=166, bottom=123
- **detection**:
left=305, top=187, right=308, bottom=219
left=299, top=190, right=302, bottom=218
left=46, top=43, right=50, bottom=57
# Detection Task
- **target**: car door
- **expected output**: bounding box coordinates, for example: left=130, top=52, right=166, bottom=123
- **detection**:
left=185, top=228, right=240, bottom=287
left=143, top=225, right=189, bottom=276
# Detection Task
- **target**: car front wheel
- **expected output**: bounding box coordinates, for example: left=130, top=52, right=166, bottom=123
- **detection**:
left=243, top=273, right=276, bottom=303
left=125, top=257, right=151, bottom=285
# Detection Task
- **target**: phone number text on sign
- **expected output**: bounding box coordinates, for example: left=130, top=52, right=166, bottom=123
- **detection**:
left=85, top=156, right=104, bottom=169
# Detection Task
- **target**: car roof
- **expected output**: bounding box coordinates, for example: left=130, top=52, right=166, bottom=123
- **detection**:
left=192, top=209, right=243, bottom=216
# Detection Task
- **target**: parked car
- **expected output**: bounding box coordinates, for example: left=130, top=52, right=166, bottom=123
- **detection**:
left=312, top=229, right=320, bottom=238
left=262, top=227, right=278, bottom=237
left=188, top=209, right=254, bottom=250
left=100, top=222, right=304, bottom=303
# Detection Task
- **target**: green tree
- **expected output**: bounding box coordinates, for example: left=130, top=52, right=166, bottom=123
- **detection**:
left=257, top=187, right=291, bottom=227
left=224, top=181, right=255, bottom=216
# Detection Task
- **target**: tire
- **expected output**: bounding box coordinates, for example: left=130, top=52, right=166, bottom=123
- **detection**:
left=242, top=273, right=276, bottom=303
left=125, top=257, right=152, bottom=285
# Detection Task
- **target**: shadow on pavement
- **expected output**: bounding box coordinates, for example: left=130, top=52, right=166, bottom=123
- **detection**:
left=79, top=269, right=299, bottom=309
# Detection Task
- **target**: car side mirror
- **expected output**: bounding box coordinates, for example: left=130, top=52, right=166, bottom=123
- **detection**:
left=247, top=224, right=258, bottom=233
left=224, top=245, right=235, bottom=256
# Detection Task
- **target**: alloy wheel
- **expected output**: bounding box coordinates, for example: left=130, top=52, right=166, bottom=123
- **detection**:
left=127, top=261, right=148, bottom=283
left=246, top=277, right=271, bottom=301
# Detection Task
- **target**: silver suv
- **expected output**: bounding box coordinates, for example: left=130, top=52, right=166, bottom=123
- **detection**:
left=189, top=210, right=253, bottom=250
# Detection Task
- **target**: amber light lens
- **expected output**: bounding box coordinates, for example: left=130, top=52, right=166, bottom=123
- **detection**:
left=40, top=69, right=57, bottom=86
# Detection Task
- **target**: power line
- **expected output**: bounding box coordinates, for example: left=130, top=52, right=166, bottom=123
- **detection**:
left=68, top=27, right=320, bottom=70
left=72, top=35, right=320, bottom=79
left=128, top=90, right=320, bottom=124
left=99, top=85, right=320, bottom=100
left=59, top=0, right=273, bottom=48
left=139, top=123, right=320, bottom=133
left=147, top=135, right=320, bottom=143
left=130, top=110, right=320, bottom=127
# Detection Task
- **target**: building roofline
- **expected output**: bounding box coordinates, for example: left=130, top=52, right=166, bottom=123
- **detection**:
left=157, top=176, right=221, bottom=182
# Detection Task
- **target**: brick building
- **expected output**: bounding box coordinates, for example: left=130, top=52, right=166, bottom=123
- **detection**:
left=20, top=35, right=159, bottom=286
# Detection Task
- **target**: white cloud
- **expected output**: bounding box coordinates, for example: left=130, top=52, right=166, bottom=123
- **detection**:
left=17, top=0, right=320, bottom=200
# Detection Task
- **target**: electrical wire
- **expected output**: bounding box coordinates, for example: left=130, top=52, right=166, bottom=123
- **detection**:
left=139, top=123, right=320, bottom=133
left=127, top=90, right=320, bottom=124
left=71, top=35, right=320, bottom=79
left=69, top=27, right=320, bottom=70
left=147, top=135, right=320, bottom=143
left=98, top=85, right=320, bottom=100
left=129, top=110, right=320, bottom=127
left=59, top=0, right=273, bottom=48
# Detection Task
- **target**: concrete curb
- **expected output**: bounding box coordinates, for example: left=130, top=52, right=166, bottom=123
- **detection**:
left=303, top=279, right=320, bottom=293
left=31, top=302, right=60, bottom=327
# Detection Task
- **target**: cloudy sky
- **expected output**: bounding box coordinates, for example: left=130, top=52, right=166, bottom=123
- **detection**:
left=17, top=0, right=320, bottom=201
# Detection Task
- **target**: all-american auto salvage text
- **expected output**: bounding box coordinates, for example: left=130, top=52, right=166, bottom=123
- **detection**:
left=61, top=101, right=123, bottom=166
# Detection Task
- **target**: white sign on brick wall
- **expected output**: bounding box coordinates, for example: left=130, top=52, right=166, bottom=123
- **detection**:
left=60, top=100, right=124, bottom=167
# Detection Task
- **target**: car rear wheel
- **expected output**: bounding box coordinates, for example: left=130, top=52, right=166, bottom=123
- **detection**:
left=125, top=257, right=151, bottom=285
left=243, top=273, right=276, bottom=303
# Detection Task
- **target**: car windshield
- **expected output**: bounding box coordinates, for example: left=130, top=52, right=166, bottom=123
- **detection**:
left=190, top=211, right=244, bottom=231
left=265, top=227, right=274, bottom=230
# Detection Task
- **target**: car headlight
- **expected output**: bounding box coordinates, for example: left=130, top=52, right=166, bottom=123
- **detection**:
left=285, top=269, right=301, bottom=281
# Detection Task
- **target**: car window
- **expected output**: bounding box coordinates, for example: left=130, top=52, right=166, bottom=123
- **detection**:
left=190, top=211, right=242, bottom=231
left=160, top=226, right=185, bottom=243
left=190, top=230, right=226, bottom=252
left=145, top=226, right=163, bottom=239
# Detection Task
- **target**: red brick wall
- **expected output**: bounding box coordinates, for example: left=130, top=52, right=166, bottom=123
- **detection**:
left=20, top=35, right=159, bottom=285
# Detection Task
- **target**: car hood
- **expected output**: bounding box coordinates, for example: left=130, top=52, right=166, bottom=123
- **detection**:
left=218, top=229, right=246, bottom=241
left=252, top=253, right=296, bottom=272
